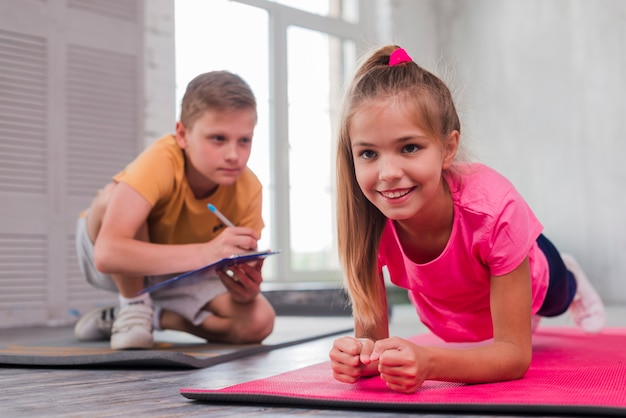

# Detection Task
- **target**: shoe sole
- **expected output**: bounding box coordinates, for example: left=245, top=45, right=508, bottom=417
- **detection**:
left=111, top=333, right=154, bottom=350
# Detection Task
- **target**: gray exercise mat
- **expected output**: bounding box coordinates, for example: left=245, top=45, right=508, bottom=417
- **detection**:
left=0, top=316, right=353, bottom=368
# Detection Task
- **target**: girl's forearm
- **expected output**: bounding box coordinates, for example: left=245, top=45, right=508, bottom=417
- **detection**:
left=422, top=340, right=531, bottom=384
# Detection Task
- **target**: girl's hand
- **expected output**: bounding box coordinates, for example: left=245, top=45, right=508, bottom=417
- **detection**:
left=216, top=259, right=264, bottom=304
left=329, top=336, right=376, bottom=383
left=370, top=337, right=427, bottom=393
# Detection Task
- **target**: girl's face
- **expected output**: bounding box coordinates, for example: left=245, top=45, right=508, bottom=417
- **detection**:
left=176, top=108, right=256, bottom=198
left=349, top=100, right=457, bottom=222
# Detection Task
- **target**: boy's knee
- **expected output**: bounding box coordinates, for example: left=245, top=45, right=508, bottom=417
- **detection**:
left=233, top=300, right=275, bottom=343
left=86, top=182, right=116, bottom=242
left=91, top=182, right=116, bottom=210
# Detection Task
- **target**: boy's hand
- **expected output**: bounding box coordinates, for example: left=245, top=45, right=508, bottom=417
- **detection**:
left=208, top=226, right=259, bottom=260
left=329, top=336, right=377, bottom=384
left=216, top=259, right=264, bottom=303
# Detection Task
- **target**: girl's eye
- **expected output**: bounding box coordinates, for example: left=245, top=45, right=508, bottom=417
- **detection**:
left=239, top=137, right=252, bottom=144
left=402, top=144, right=420, bottom=153
left=211, top=135, right=226, bottom=142
left=360, top=150, right=376, bottom=159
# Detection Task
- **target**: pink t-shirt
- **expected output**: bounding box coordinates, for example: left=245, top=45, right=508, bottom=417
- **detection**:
left=378, top=163, right=549, bottom=342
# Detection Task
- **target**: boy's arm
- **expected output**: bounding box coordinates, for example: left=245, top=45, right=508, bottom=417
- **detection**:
left=94, top=182, right=258, bottom=276
left=369, top=257, right=533, bottom=393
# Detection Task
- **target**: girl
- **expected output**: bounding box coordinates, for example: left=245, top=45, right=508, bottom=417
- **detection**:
left=330, top=45, right=606, bottom=393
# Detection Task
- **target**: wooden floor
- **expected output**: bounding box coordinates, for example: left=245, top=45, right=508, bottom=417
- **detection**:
left=2, top=303, right=625, bottom=418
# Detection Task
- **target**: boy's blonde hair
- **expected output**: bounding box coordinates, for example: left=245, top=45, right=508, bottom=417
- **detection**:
left=336, top=45, right=461, bottom=331
left=180, top=71, right=257, bottom=128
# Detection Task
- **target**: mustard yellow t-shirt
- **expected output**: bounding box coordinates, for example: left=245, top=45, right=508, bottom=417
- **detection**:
left=111, top=134, right=263, bottom=245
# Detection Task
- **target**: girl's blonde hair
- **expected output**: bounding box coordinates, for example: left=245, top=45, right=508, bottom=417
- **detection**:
left=336, top=45, right=461, bottom=331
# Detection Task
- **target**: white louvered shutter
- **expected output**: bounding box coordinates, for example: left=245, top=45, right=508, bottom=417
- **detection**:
left=0, top=0, right=144, bottom=327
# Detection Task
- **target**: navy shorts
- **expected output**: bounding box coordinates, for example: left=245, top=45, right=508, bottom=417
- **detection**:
left=536, top=234, right=577, bottom=317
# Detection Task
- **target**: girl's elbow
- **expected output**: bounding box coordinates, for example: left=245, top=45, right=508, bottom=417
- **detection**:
left=509, top=353, right=532, bottom=380
left=499, top=340, right=532, bottom=381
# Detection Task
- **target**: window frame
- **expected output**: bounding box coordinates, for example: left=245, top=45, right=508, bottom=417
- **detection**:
left=235, top=0, right=369, bottom=282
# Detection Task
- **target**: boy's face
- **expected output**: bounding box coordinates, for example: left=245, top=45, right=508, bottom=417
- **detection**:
left=176, top=108, right=256, bottom=195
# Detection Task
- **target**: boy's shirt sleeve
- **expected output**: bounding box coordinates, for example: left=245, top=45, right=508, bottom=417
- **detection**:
left=112, top=136, right=178, bottom=207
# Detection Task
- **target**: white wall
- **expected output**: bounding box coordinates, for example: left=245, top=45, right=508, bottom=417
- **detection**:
left=143, top=0, right=176, bottom=145
left=384, top=0, right=626, bottom=303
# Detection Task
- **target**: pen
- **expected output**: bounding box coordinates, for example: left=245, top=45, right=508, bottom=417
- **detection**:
left=207, top=203, right=235, bottom=228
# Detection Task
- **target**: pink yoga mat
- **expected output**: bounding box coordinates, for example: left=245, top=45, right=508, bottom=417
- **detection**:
left=182, top=327, right=626, bottom=416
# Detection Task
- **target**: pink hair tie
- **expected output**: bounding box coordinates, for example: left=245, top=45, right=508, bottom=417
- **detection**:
left=389, top=48, right=412, bottom=66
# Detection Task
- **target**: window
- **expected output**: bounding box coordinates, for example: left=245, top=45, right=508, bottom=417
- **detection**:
left=175, top=0, right=362, bottom=281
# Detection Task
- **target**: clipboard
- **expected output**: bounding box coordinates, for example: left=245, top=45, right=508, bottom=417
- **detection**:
left=137, top=249, right=280, bottom=294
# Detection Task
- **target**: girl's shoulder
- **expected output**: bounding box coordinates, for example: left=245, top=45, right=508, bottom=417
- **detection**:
left=447, top=163, right=520, bottom=214
left=449, top=162, right=511, bottom=184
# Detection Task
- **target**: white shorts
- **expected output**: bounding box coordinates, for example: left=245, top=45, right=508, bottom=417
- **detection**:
left=75, top=214, right=228, bottom=326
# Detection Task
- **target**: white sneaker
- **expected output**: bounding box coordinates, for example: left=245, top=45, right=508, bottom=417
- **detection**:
left=110, top=302, right=154, bottom=350
left=74, top=305, right=118, bottom=341
left=562, top=253, right=606, bottom=333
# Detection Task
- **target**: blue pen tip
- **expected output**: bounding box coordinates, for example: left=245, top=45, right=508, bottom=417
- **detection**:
left=207, top=203, right=216, bottom=212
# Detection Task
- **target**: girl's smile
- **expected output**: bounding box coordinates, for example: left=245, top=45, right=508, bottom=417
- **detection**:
left=378, top=187, right=414, bottom=200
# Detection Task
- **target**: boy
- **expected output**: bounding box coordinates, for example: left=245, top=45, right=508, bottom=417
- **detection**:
left=74, top=71, right=276, bottom=350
